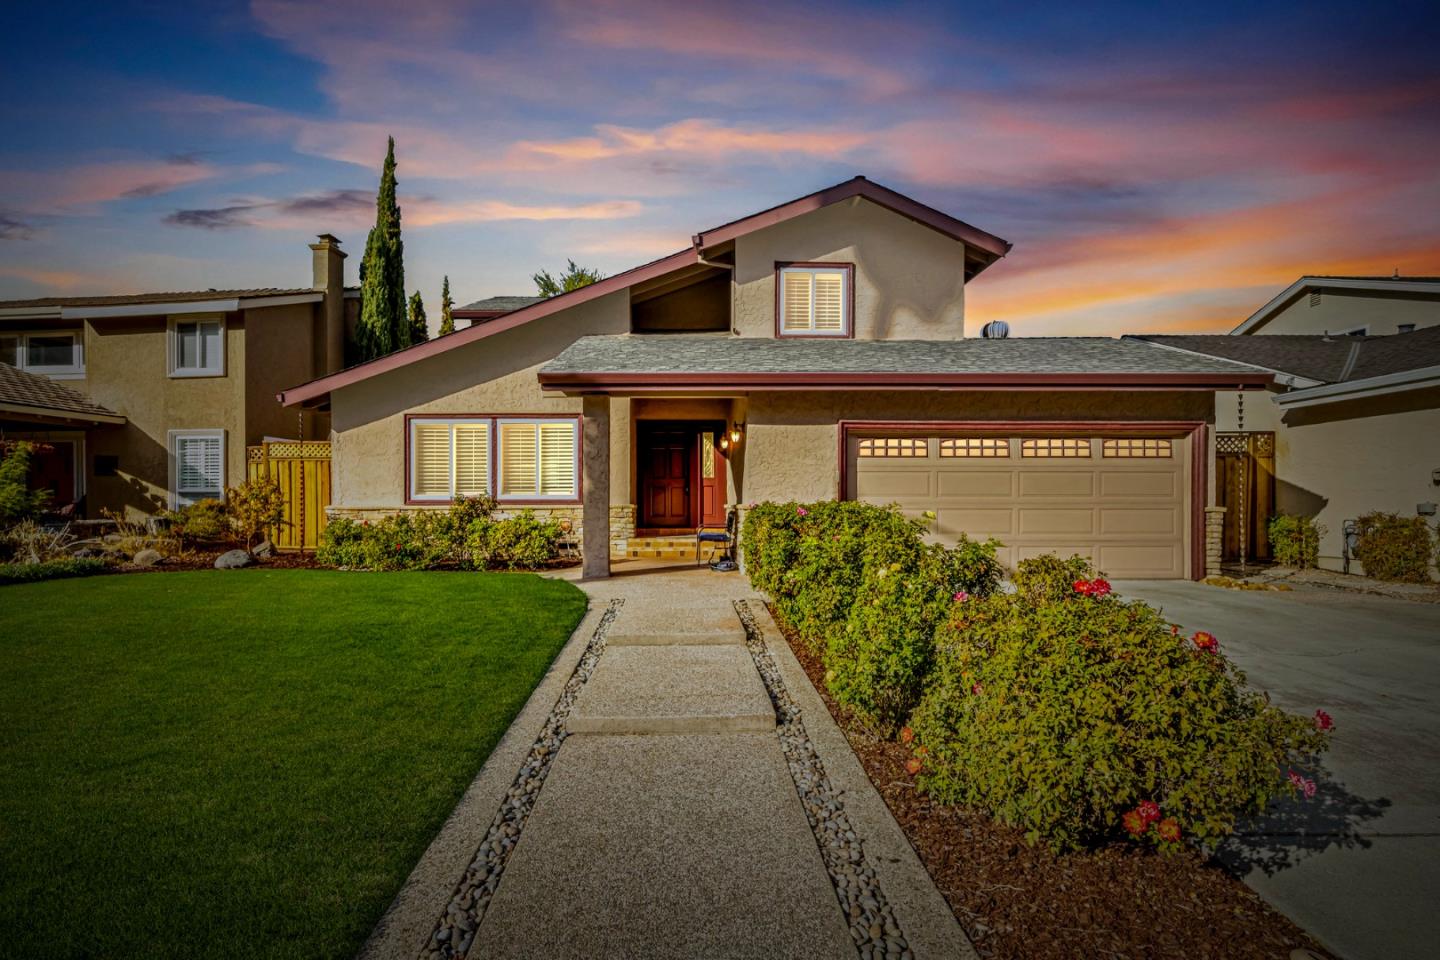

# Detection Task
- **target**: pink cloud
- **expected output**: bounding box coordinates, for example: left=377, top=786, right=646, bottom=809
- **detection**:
left=0, top=159, right=223, bottom=213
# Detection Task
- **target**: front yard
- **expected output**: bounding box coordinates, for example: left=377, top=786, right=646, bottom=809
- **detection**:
left=0, top=570, right=587, bottom=960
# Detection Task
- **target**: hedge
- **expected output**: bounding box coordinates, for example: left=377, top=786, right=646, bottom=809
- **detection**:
left=0, top=557, right=109, bottom=586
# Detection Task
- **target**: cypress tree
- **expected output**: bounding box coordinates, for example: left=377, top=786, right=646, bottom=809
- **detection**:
left=356, top=136, right=406, bottom=360
left=439, top=275, right=455, bottom=335
left=408, top=290, right=429, bottom=343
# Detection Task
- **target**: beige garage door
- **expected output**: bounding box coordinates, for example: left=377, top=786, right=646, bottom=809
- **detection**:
left=847, top=433, right=1190, bottom=579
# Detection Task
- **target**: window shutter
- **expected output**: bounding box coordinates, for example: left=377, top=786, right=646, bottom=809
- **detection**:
left=812, top=271, right=845, bottom=331
left=500, top=423, right=538, bottom=496
left=538, top=422, right=576, bottom=497
left=175, top=434, right=223, bottom=503
left=412, top=422, right=452, bottom=497
left=453, top=423, right=490, bottom=496
left=783, top=272, right=812, bottom=331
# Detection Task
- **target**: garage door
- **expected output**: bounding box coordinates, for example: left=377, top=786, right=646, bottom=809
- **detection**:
left=846, top=432, right=1191, bottom=579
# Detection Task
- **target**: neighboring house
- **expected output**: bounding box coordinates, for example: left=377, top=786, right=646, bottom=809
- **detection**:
left=0, top=235, right=355, bottom=519
left=453, top=296, right=545, bottom=326
left=1130, top=275, right=1440, bottom=573
left=280, top=177, right=1268, bottom=580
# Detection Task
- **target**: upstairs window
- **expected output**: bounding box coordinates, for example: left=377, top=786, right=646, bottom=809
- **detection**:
left=169, top=315, right=225, bottom=377
left=0, top=330, right=84, bottom=377
left=778, top=263, right=852, bottom=337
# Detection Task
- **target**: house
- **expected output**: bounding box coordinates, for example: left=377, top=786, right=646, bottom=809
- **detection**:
left=0, top=236, right=355, bottom=519
left=454, top=296, right=545, bottom=325
left=278, top=177, right=1269, bottom=580
left=1129, top=275, right=1440, bottom=573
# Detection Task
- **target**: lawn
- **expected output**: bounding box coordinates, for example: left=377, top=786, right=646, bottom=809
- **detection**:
left=0, top=569, right=588, bottom=960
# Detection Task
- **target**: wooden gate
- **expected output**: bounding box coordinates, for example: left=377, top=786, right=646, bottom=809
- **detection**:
left=1216, top=432, right=1275, bottom=562
left=246, top=441, right=331, bottom=552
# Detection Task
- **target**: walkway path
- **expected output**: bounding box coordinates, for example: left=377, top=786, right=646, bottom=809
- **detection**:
left=360, top=564, right=971, bottom=960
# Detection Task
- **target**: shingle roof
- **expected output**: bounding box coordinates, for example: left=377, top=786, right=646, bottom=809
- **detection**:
left=1130, top=327, right=1440, bottom=383
left=0, top=288, right=319, bottom=310
left=455, top=295, right=545, bottom=313
left=541, top=335, right=1265, bottom=378
left=0, top=363, right=124, bottom=423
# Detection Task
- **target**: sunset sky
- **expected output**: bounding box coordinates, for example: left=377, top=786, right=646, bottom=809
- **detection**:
left=1, top=0, right=1436, bottom=334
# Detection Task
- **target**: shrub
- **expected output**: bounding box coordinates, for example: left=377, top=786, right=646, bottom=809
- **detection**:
left=0, top=520, right=74, bottom=564
left=1268, top=514, right=1324, bottom=569
left=225, top=478, right=286, bottom=550
left=1011, top=553, right=1095, bottom=606
left=0, top=441, right=50, bottom=524
left=469, top=510, right=561, bottom=569
left=315, top=497, right=556, bottom=571
left=0, top=557, right=107, bottom=586
left=908, top=557, right=1331, bottom=853
left=165, top=499, right=230, bottom=543
left=1353, top=512, right=1434, bottom=583
left=316, top=513, right=450, bottom=571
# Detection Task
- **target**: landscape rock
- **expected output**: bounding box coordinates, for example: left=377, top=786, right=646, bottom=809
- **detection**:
left=132, top=548, right=162, bottom=568
left=214, top=549, right=255, bottom=570
left=253, top=540, right=276, bottom=559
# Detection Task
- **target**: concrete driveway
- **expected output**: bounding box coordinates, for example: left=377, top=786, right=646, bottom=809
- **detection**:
left=1115, top=581, right=1440, bottom=960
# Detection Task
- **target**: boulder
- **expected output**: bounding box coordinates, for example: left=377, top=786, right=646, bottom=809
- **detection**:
left=132, top=548, right=162, bottom=568
left=253, top=540, right=276, bottom=559
left=214, top=549, right=255, bottom=570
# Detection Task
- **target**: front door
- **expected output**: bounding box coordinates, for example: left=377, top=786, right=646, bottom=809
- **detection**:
left=642, top=431, right=691, bottom=527
left=30, top=441, right=77, bottom=510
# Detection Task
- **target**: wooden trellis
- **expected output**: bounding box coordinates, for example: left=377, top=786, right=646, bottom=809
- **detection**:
left=246, top=441, right=331, bottom=552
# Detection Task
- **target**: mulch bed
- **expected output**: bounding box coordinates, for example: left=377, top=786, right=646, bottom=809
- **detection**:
left=776, top=612, right=1332, bottom=960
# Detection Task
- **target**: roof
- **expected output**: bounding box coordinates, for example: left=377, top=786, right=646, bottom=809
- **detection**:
left=455, top=295, right=545, bottom=315
left=537, top=335, right=1271, bottom=394
left=0, top=288, right=314, bottom=310
left=1129, top=326, right=1440, bottom=385
left=0, top=286, right=360, bottom=321
left=1230, top=275, right=1440, bottom=335
left=280, top=176, right=1012, bottom=408
left=0, top=363, right=125, bottom=425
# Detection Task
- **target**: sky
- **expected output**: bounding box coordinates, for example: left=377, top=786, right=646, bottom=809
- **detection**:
left=0, top=0, right=1436, bottom=335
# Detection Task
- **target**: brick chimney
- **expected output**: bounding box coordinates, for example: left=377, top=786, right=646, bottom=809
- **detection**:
left=310, top=234, right=347, bottom=374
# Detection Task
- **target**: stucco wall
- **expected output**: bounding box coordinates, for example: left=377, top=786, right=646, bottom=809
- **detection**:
left=738, top=390, right=1214, bottom=504
left=244, top=302, right=327, bottom=442
left=329, top=291, right=631, bottom=509
left=731, top=197, right=968, bottom=340
left=1254, top=289, right=1440, bottom=336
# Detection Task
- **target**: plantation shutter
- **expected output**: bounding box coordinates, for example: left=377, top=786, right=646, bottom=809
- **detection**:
left=538, top=421, right=576, bottom=497
left=812, top=271, right=845, bottom=332
left=412, top=422, right=452, bottom=497
left=174, top=433, right=223, bottom=505
left=782, top=272, right=812, bottom=332
left=453, top=423, right=490, bottom=497
left=500, top=422, right=538, bottom=496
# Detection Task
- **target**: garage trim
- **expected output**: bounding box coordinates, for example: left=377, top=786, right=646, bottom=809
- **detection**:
left=837, top=420, right=1209, bottom=580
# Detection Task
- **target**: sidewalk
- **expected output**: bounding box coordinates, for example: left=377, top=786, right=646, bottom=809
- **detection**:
left=361, top=563, right=970, bottom=960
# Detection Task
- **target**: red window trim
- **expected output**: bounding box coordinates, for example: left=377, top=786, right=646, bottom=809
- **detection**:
left=774, top=261, right=856, bottom=339
left=403, top=412, right=583, bottom=507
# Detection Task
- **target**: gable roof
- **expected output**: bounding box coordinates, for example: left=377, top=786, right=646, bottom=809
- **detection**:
left=279, top=177, right=1011, bottom=408
left=1230, top=275, right=1440, bottom=335
left=0, top=362, right=126, bottom=424
left=0, top=286, right=360, bottom=320
left=1128, top=326, right=1440, bottom=386
left=452, top=295, right=545, bottom=321
left=537, top=335, right=1271, bottom=394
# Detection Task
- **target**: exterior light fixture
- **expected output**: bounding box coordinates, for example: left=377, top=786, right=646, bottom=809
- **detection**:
left=719, top=436, right=730, bottom=451
left=730, top=422, right=744, bottom=443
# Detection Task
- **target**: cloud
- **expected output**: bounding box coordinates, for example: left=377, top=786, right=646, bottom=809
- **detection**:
left=0, top=215, right=35, bottom=240
left=163, top=205, right=259, bottom=230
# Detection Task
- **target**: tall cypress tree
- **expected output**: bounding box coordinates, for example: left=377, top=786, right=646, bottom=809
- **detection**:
left=356, top=136, right=406, bottom=360
left=408, top=290, right=429, bottom=343
left=438, top=275, right=455, bottom=335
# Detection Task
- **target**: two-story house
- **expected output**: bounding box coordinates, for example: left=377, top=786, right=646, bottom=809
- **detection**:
left=0, top=235, right=354, bottom=519
left=278, top=178, right=1266, bottom=580
left=1129, top=275, right=1440, bottom=572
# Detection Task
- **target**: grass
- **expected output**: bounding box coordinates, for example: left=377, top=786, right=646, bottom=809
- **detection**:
left=0, top=569, right=588, bottom=960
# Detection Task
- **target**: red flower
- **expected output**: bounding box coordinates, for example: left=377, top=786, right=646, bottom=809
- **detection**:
left=1122, top=809, right=1147, bottom=836
left=1136, top=800, right=1161, bottom=824
left=1088, top=578, right=1112, bottom=597
left=796, top=507, right=809, bottom=516
left=1171, top=624, right=1180, bottom=636
left=899, top=726, right=915, bottom=745
left=1314, top=709, right=1334, bottom=732
left=953, top=591, right=970, bottom=603
left=1073, top=579, right=1092, bottom=595
left=1192, top=631, right=1218, bottom=653
left=971, top=682, right=984, bottom=696
left=905, top=757, right=923, bottom=775
left=1156, top=818, right=1181, bottom=842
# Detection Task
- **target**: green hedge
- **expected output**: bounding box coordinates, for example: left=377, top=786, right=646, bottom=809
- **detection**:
left=1267, top=514, right=1324, bottom=569
left=0, top=557, right=108, bottom=586
left=317, top=498, right=563, bottom=571
left=1353, top=512, right=1434, bottom=582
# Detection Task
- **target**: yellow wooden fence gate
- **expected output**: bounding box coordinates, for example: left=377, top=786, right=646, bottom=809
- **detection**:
left=246, top=441, right=331, bottom=552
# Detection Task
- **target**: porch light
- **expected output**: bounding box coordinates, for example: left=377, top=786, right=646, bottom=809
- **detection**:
left=730, top=423, right=744, bottom=443
left=719, top=436, right=730, bottom=451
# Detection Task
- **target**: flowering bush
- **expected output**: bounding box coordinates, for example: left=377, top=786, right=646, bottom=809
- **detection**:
left=1353, top=511, right=1434, bottom=583
left=317, top=497, right=560, bottom=571
left=907, top=556, right=1332, bottom=853
left=467, top=509, right=562, bottom=569
left=1267, top=514, right=1324, bottom=569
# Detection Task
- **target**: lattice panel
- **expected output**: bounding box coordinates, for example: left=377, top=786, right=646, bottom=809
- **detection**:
left=1020, top=437, right=1091, bottom=458
left=939, top=437, right=1009, bottom=458
left=1102, top=438, right=1173, bottom=458
left=250, top=441, right=332, bottom=460
left=1215, top=433, right=1248, bottom=454
left=857, top=437, right=928, bottom=458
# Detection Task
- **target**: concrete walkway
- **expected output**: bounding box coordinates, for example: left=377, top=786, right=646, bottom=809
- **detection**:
left=362, top=562, right=970, bottom=960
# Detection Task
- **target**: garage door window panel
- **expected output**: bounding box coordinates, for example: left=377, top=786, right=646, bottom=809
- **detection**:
left=1021, top=438, right=1092, bottom=458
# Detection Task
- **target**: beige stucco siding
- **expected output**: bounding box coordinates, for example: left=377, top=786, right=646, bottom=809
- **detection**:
left=1253, top=289, right=1440, bottom=336
left=243, top=302, right=328, bottom=442
left=731, top=197, right=968, bottom=340
left=329, top=291, right=630, bottom=509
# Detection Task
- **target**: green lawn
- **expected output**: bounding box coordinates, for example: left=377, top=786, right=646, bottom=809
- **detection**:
left=0, top=569, right=588, bottom=960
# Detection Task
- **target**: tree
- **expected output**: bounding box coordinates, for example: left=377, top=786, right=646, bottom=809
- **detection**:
left=439, top=275, right=455, bottom=335
left=356, top=136, right=407, bottom=360
left=0, top=441, right=50, bottom=524
left=533, top=259, right=602, bottom=298
left=408, top=290, right=429, bottom=343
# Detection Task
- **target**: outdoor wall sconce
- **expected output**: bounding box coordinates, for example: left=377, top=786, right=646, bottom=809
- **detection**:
left=730, top=422, right=745, bottom=443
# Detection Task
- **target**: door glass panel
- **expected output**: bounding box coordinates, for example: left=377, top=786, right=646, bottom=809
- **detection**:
left=701, top=432, right=715, bottom=479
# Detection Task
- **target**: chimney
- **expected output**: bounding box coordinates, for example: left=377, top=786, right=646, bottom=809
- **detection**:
left=310, top=234, right=347, bottom=374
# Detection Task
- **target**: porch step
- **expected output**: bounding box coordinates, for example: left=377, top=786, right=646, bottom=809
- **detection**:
left=611, top=535, right=729, bottom=563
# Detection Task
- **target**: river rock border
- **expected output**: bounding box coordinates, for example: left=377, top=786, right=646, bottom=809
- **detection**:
left=734, top=600, right=913, bottom=960
left=421, top=598, right=624, bottom=960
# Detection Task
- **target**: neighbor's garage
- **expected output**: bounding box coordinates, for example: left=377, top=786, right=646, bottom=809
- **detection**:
left=845, top=429, right=1195, bottom=579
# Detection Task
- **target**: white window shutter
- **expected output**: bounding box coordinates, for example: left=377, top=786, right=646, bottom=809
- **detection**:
left=538, top=422, right=576, bottom=497
left=500, top=423, right=538, bottom=496
left=812, top=271, right=845, bottom=331
left=412, top=423, right=452, bottom=497
left=783, top=272, right=813, bottom=331
left=453, top=423, right=490, bottom=496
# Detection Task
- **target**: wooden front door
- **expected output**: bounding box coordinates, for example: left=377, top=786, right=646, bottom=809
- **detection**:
left=642, top=431, right=691, bottom=527
left=30, top=441, right=77, bottom=509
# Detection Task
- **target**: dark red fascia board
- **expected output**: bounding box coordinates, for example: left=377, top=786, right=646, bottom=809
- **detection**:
left=537, top=370, right=1275, bottom=393
left=692, top=176, right=1012, bottom=262
left=276, top=247, right=698, bottom=407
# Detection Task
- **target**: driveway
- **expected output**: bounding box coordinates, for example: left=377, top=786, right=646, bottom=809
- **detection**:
left=1115, top=581, right=1440, bottom=960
